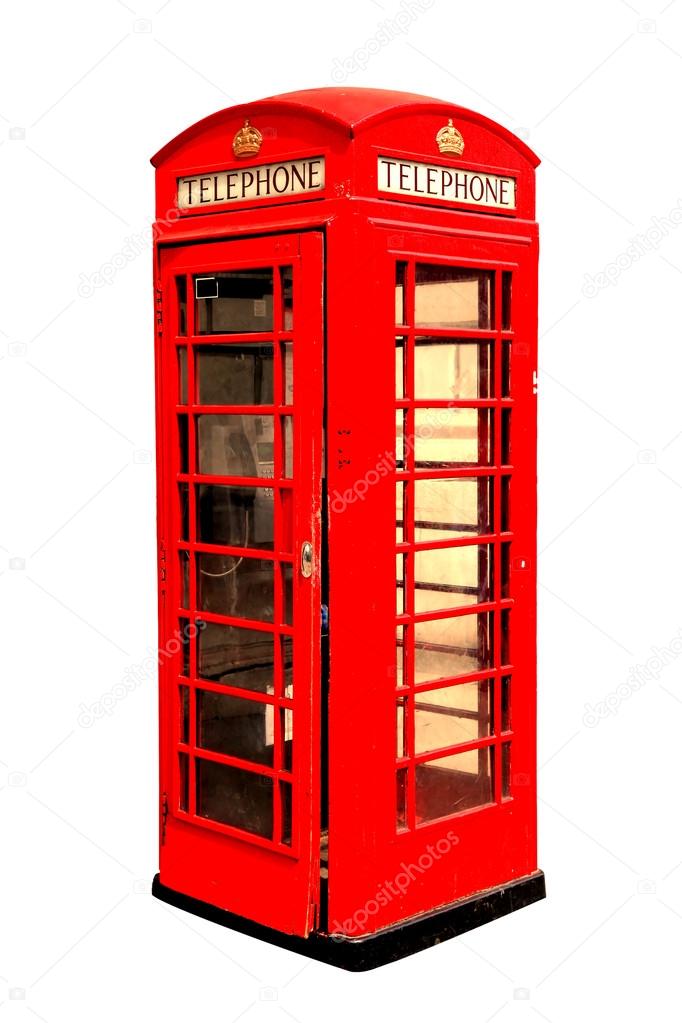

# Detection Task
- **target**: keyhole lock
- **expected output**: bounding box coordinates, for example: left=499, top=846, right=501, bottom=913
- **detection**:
left=301, top=541, right=313, bottom=578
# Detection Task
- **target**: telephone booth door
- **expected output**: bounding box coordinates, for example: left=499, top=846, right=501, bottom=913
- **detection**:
left=326, top=222, right=539, bottom=936
left=156, top=232, right=324, bottom=936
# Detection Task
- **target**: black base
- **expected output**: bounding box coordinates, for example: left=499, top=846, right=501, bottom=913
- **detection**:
left=152, top=869, right=545, bottom=971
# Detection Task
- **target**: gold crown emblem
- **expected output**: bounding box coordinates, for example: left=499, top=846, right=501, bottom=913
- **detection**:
left=436, top=118, right=464, bottom=156
left=232, top=119, right=263, bottom=159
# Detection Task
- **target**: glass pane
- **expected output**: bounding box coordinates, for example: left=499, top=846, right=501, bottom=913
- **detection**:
left=281, top=780, right=293, bottom=845
left=195, top=270, right=273, bottom=334
left=502, top=342, right=511, bottom=398
left=282, top=344, right=293, bottom=404
left=196, top=345, right=273, bottom=406
left=179, top=685, right=189, bottom=744
left=416, top=746, right=494, bottom=823
left=396, top=554, right=405, bottom=614
left=197, top=483, right=273, bottom=550
left=397, top=768, right=408, bottom=830
left=396, top=481, right=406, bottom=542
left=414, top=612, right=493, bottom=683
left=395, top=338, right=405, bottom=398
left=396, top=410, right=405, bottom=466
left=197, top=414, right=274, bottom=478
left=415, top=680, right=493, bottom=755
left=178, top=752, right=189, bottom=811
left=412, top=409, right=494, bottom=466
left=178, top=415, right=189, bottom=474
left=502, top=271, right=512, bottom=330
left=176, top=276, right=187, bottom=336
left=196, top=758, right=273, bottom=837
left=281, top=708, right=293, bottom=772
left=282, top=563, right=293, bottom=626
left=283, top=417, right=293, bottom=477
left=414, top=477, right=493, bottom=541
left=396, top=697, right=407, bottom=757
left=415, top=265, right=493, bottom=329
left=414, top=544, right=493, bottom=612
left=502, top=408, right=511, bottom=464
left=179, top=552, right=190, bottom=608
left=178, top=483, right=189, bottom=540
left=178, top=347, right=188, bottom=404
left=282, top=635, right=293, bottom=698
left=414, top=340, right=491, bottom=400
left=501, top=676, right=511, bottom=731
left=501, top=476, right=510, bottom=532
left=502, top=741, right=511, bottom=799
left=198, top=621, right=274, bottom=692
left=179, top=617, right=190, bottom=677
left=197, top=689, right=274, bottom=766
left=281, top=267, right=293, bottom=331
left=395, top=262, right=407, bottom=325
left=197, top=553, right=274, bottom=623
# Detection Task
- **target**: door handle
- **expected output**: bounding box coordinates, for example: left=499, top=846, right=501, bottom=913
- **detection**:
left=301, top=541, right=313, bottom=578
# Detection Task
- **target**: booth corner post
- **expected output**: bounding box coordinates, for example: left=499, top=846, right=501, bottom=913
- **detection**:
left=150, top=87, right=544, bottom=970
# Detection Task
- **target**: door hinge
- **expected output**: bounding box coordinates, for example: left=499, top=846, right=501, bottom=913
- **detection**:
left=155, top=285, right=163, bottom=334
left=158, top=539, right=167, bottom=591
left=160, top=791, right=169, bottom=846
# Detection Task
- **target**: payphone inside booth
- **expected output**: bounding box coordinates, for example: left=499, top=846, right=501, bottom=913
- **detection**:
left=151, top=88, right=545, bottom=970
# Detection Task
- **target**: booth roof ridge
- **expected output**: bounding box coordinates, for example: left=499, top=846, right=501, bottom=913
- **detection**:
left=151, top=86, right=540, bottom=168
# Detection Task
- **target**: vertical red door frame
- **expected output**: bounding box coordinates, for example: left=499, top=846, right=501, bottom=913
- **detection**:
left=326, top=208, right=539, bottom=937
left=154, top=231, right=325, bottom=937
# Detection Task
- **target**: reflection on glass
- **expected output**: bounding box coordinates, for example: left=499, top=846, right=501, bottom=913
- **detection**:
left=412, top=409, right=493, bottom=465
left=195, top=270, right=274, bottom=334
left=414, top=340, right=491, bottom=400
left=397, top=767, right=408, bottom=830
left=396, top=626, right=406, bottom=687
left=197, top=415, right=274, bottom=477
left=197, top=484, right=273, bottom=550
left=196, top=345, right=273, bottom=406
left=415, top=265, right=493, bottom=329
left=196, top=757, right=273, bottom=836
left=414, top=680, right=493, bottom=755
left=197, top=553, right=274, bottom=623
left=197, top=689, right=274, bottom=766
left=198, top=621, right=274, bottom=691
left=414, top=477, right=493, bottom=541
left=416, top=746, right=494, bottom=822
left=414, top=544, right=493, bottom=612
left=414, top=612, right=493, bottom=683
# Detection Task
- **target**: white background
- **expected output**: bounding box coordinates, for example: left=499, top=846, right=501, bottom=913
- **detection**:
left=1, top=0, right=681, bottom=1018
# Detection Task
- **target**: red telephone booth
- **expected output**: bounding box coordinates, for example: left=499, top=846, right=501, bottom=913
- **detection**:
left=150, top=87, right=544, bottom=970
